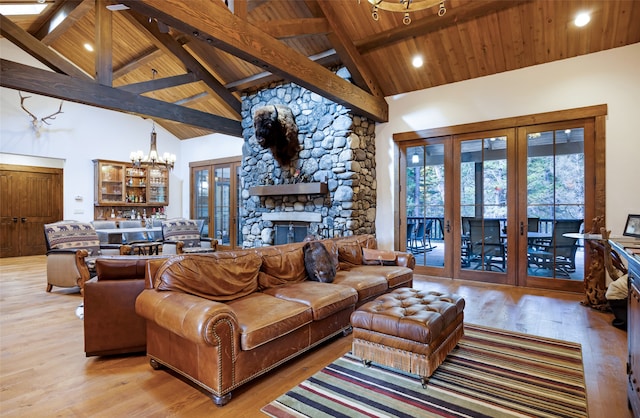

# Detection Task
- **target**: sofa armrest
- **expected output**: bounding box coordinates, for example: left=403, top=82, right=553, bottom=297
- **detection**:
left=46, top=249, right=91, bottom=291
left=394, top=251, right=416, bottom=270
left=135, top=289, right=240, bottom=348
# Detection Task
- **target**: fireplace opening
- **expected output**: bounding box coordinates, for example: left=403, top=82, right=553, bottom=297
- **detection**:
left=274, top=222, right=309, bottom=245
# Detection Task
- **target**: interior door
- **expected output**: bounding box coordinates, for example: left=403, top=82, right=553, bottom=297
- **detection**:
left=0, top=164, right=63, bottom=257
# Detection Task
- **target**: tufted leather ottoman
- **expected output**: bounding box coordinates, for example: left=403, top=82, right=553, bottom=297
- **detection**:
left=350, top=288, right=465, bottom=386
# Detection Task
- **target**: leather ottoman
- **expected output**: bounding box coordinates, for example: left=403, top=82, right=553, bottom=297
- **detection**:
left=350, top=288, right=465, bottom=386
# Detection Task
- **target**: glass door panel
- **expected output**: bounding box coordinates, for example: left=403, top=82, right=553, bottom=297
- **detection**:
left=406, top=144, right=447, bottom=270
left=456, top=132, right=512, bottom=284
left=193, top=167, right=210, bottom=237
left=214, top=166, right=231, bottom=246
left=524, top=127, right=585, bottom=285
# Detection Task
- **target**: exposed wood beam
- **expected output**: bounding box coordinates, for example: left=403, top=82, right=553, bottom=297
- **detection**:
left=224, top=49, right=340, bottom=93
left=95, top=0, right=113, bottom=86
left=312, top=1, right=383, bottom=98
left=0, top=59, right=242, bottom=136
left=118, top=72, right=198, bottom=94
left=0, top=14, right=91, bottom=80
left=173, top=91, right=209, bottom=106
left=122, top=10, right=241, bottom=117
left=113, top=48, right=163, bottom=80
left=232, top=0, right=247, bottom=19
left=355, top=0, right=532, bottom=54
left=36, top=0, right=93, bottom=45
left=260, top=18, right=330, bottom=39
left=120, top=0, right=388, bottom=122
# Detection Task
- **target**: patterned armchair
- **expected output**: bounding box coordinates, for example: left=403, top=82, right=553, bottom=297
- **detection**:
left=161, top=219, right=217, bottom=254
left=44, top=220, right=121, bottom=294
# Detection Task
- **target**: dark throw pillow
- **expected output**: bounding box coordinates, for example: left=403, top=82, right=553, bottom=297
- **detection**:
left=303, top=241, right=337, bottom=283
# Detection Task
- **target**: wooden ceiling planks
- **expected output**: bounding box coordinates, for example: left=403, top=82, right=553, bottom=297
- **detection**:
left=2, top=0, right=639, bottom=139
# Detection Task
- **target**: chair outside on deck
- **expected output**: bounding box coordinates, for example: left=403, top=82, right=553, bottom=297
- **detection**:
left=528, top=219, right=583, bottom=276
left=467, top=218, right=506, bottom=271
left=44, top=220, right=120, bottom=294
left=161, top=219, right=218, bottom=254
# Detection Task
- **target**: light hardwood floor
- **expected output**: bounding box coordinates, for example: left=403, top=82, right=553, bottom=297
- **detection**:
left=0, top=255, right=631, bottom=418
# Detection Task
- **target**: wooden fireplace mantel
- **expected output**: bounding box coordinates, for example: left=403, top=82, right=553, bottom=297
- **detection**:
left=248, top=182, right=328, bottom=196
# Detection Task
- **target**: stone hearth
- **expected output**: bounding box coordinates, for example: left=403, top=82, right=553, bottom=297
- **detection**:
left=240, top=73, right=377, bottom=247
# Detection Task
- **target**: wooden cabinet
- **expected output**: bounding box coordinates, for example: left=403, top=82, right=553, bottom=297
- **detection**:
left=612, top=239, right=640, bottom=417
left=93, top=159, right=168, bottom=220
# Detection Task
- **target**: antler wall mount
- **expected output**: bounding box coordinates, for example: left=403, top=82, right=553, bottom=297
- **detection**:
left=19, top=91, right=64, bottom=134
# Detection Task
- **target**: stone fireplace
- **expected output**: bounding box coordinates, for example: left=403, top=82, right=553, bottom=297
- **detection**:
left=240, top=72, right=377, bottom=248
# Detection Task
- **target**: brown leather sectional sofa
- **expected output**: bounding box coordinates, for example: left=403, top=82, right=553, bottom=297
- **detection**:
left=135, top=234, right=415, bottom=406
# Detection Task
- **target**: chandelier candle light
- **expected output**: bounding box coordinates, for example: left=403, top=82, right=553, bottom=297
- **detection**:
left=366, top=0, right=446, bottom=25
left=130, top=121, right=176, bottom=170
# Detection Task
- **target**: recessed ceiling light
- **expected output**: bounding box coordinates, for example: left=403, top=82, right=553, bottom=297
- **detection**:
left=575, top=12, right=591, bottom=27
left=412, top=55, right=424, bottom=68
left=84, top=43, right=94, bottom=52
left=0, top=3, right=47, bottom=15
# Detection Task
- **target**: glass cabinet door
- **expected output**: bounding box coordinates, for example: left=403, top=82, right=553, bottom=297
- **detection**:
left=95, top=161, right=125, bottom=203
left=147, top=167, right=168, bottom=204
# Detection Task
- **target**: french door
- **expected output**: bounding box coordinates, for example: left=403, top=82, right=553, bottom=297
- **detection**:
left=398, top=106, right=604, bottom=292
left=190, top=157, right=242, bottom=251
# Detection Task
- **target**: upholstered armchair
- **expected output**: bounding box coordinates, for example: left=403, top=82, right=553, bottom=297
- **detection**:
left=43, top=220, right=121, bottom=293
left=160, top=219, right=217, bottom=254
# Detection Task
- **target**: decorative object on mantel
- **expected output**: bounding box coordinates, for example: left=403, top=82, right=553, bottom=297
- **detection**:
left=253, top=104, right=300, bottom=166
left=19, top=91, right=63, bottom=135
left=362, top=0, right=446, bottom=25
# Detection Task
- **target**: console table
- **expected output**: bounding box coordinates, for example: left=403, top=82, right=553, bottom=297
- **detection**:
left=610, top=239, right=640, bottom=418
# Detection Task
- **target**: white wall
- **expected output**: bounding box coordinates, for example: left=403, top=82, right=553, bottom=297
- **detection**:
left=375, top=43, right=640, bottom=249
left=0, top=38, right=244, bottom=221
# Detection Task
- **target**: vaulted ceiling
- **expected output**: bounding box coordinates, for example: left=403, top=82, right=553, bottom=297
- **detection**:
left=1, top=0, right=639, bottom=140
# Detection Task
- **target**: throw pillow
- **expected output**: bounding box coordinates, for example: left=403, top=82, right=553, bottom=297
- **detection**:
left=362, top=248, right=397, bottom=266
left=303, top=241, right=336, bottom=283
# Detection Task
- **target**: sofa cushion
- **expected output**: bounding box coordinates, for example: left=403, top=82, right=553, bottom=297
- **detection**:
left=227, top=293, right=312, bottom=350
left=332, top=271, right=388, bottom=303
left=155, top=253, right=261, bottom=301
left=348, top=265, right=414, bottom=288
left=335, top=235, right=377, bottom=269
left=257, top=244, right=307, bottom=288
left=263, top=282, right=357, bottom=320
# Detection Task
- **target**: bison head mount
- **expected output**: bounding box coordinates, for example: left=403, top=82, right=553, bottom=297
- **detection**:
left=253, top=104, right=300, bottom=166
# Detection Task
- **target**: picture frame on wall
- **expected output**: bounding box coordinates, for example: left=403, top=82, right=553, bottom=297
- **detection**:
left=623, top=214, right=640, bottom=238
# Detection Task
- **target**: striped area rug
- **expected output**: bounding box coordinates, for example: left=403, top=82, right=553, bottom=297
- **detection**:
left=261, top=324, right=587, bottom=418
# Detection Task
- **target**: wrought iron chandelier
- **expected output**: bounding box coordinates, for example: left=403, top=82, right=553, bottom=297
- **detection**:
left=366, top=0, right=446, bottom=25
left=129, top=68, right=176, bottom=170
left=130, top=120, right=176, bottom=170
